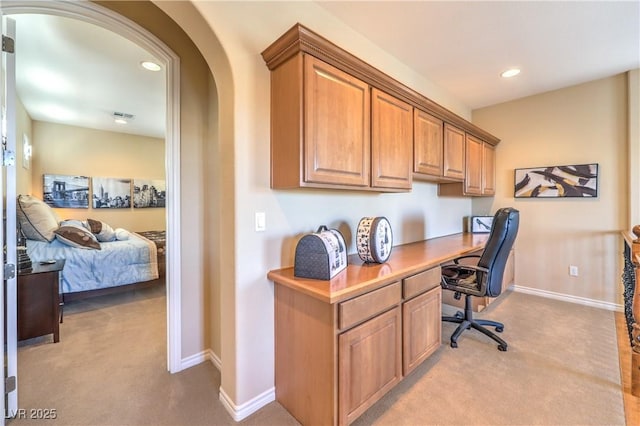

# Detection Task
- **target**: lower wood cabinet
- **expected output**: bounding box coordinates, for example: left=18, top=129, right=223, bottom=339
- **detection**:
left=274, top=268, right=443, bottom=425
left=403, top=287, right=442, bottom=375
left=270, top=233, right=490, bottom=425
left=339, top=307, right=402, bottom=425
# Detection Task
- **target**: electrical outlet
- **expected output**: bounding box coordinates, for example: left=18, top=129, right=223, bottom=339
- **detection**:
left=569, top=265, right=579, bottom=276
left=255, top=212, right=266, bottom=232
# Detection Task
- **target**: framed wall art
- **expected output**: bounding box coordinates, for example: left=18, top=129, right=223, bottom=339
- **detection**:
left=470, top=216, right=494, bottom=233
left=514, top=163, right=598, bottom=198
left=92, top=177, right=131, bottom=208
left=43, top=174, right=89, bottom=208
left=133, top=179, right=166, bottom=208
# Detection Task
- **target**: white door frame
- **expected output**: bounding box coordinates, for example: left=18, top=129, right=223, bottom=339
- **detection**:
left=2, top=0, right=183, bottom=373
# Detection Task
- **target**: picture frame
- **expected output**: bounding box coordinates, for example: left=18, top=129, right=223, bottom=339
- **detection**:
left=514, top=163, right=598, bottom=198
left=92, top=177, right=131, bottom=209
left=43, top=174, right=89, bottom=208
left=470, top=216, right=494, bottom=233
left=133, top=179, right=166, bottom=208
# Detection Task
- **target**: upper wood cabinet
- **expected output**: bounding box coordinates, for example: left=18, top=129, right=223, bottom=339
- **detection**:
left=464, top=134, right=484, bottom=195
left=270, top=54, right=412, bottom=192
left=371, top=88, right=413, bottom=190
left=482, top=142, right=496, bottom=195
left=443, top=123, right=466, bottom=181
left=439, top=134, right=496, bottom=197
left=304, top=56, right=371, bottom=187
left=262, top=23, right=500, bottom=194
left=413, top=109, right=443, bottom=177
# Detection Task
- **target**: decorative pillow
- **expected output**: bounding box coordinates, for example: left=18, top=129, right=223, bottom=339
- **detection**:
left=17, top=195, right=60, bottom=242
left=54, top=225, right=101, bottom=250
left=114, top=228, right=130, bottom=241
left=86, top=218, right=116, bottom=242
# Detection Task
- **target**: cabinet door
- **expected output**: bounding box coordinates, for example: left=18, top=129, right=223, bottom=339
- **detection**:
left=304, top=56, right=370, bottom=187
left=371, top=88, right=413, bottom=190
left=339, top=307, right=401, bottom=425
left=482, top=142, right=496, bottom=195
left=464, top=134, right=483, bottom=195
left=414, top=109, right=443, bottom=177
left=402, top=287, right=441, bottom=375
left=443, top=123, right=465, bottom=180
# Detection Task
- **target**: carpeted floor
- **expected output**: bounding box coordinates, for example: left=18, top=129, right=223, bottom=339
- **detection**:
left=10, top=287, right=624, bottom=425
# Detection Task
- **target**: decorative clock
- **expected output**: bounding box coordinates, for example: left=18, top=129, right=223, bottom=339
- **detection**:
left=357, top=216, right=393, bottom=263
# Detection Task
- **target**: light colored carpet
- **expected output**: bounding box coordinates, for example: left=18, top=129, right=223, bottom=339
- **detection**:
left=10, top=288, right=623, bottom=425
left=354, top=291, right=625, bottom=425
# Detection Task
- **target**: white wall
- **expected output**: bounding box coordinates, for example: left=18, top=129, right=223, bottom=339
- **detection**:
left=473, top=74, right=628, bottom=307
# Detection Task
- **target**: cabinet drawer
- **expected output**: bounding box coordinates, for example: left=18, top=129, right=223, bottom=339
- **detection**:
left=403, top=267, right=441, bottom=300
left=339, top=282, right=401, bottom=330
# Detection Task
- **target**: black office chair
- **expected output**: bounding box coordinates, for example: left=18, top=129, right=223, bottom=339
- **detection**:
left=441, top=207, right=519, bottom=351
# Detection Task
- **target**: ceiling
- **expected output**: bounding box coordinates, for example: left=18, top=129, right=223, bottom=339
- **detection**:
left=9, top=13, right=165, bottom=139
left=7, top=1, right=640, bottom=139
left=316, top=1, right=640, bottom=109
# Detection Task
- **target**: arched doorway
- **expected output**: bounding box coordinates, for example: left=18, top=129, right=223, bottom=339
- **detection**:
left=3, top=0, right=182, bottom=375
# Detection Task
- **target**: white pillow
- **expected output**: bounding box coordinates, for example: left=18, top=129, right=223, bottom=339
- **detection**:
left=114, top=228, right=130, bottom=241
left=17, top=195, right=60, bottom=242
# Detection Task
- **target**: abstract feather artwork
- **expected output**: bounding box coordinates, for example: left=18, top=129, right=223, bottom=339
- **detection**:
left=514, top=164, right=598, bottom=198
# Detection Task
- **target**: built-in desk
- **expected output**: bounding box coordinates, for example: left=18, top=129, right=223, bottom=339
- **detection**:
left=267, top=232, right=489, bottom=425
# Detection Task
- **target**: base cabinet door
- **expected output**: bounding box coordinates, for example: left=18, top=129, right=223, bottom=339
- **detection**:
left=339, top=307, right=402, bottom=425
left=402, top=287, right=441, bottom=375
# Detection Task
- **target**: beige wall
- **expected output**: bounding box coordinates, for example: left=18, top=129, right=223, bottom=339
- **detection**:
left=30, top=121, right=165, bottom=231
left=97, top=0, right=219, bottom=361
left=16, top=96, right=32, bottom=196
left=473, top=74, right=628, bottom=306
left=95, top=0, right=633, bottom=416
left=171, top=0, right=475, bottom=406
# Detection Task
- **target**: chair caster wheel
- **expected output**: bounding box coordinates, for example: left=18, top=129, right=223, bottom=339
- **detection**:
left=495, top=326, right=504, bottom=332
left=454, top=311, right=463, bottom=320
left=498, top=345, right=507, bottom=351
left=450, top=341, right=458, bottom=348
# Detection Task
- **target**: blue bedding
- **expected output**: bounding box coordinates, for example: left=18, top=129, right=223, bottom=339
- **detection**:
left=26, top=233, right=158, bottom=294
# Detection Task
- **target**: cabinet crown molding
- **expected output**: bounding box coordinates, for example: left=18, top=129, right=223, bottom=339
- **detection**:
left=262, top=23, right=500, bottom=146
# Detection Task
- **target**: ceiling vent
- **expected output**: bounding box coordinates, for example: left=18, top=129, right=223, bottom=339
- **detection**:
left=113, top=111, right=135, bottom=120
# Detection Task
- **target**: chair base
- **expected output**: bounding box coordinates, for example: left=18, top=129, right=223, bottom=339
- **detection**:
left=442, top=293, right=507, bottom=351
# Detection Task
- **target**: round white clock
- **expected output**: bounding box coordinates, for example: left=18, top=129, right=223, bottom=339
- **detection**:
left=357, top=216, right=393, bottom=263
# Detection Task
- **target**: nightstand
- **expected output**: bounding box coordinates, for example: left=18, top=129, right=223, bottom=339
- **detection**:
left=17, top=259, right=65, bottom=343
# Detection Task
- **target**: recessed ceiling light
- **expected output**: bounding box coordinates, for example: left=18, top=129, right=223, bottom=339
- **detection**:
left=501, top=68, right=521, bottom=78
left=141, top=61, right=161, bottom=72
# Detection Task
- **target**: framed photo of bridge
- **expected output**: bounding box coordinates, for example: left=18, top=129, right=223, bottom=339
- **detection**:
left=43, top=174, right=90, bottom=208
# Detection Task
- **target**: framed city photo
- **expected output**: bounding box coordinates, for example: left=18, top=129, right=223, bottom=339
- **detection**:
left=92, top=177, right=131, bottom=208
left=470, top=216, right=494, bottom=233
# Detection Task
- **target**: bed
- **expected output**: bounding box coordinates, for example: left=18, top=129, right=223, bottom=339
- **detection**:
left=17, top=194, right=161, bottom=302
left=26, top=232, right=159, bottom=296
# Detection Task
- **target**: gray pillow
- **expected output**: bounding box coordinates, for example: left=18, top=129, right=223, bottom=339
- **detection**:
left=17, top=195, right=60, bottom=242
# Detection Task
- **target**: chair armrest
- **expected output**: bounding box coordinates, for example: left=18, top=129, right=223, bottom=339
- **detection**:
left=453, top=254, right=481, bottom=264
left=442, top=263, right=489, bottom=275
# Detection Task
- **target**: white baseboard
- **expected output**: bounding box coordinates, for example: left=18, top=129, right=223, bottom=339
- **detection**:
left=180, top=349, right=222, bottom=371
left=181, top=351, right=274, bottom=421
left=512, top=285, right=623, bottom=312
left=219, top=386, right=275, bottom=421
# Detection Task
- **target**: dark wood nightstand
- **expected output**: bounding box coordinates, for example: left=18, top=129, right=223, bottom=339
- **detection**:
left=17, top=259, right=65, bottom=343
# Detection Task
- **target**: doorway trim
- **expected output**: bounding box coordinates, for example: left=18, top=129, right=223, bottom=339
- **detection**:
left=3, top=0, right=183, bottom=373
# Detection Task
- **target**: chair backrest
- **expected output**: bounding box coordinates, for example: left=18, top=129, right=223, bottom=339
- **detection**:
left=477, top=207, right=520, bottom=297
